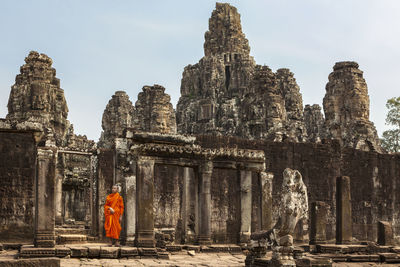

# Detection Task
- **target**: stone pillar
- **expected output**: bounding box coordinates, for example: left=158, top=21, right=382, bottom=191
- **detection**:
left=310, top=201, right=328, bottom=244
left=182, top=167, right=192, bottom=243
left=336, top=176, right=352, bottom=244
left=125, top=161, right=136, bottom=246
left=136, top=157, right=155, bottom=247
left=197, top=160, right=213, bottom=245
left=260, top=172, right=273, bottom=231
left=377, top=221, right=394, bottom=246
left=54, top=153, right=63, bottom=225
left=34, top=148, right=56, bottom=248
left=240, top=170, right=252, bottom=243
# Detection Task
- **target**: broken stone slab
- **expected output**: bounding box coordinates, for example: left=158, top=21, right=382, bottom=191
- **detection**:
left=120, top=247, right=138, bottom=258
left=0, top=257, right=60, bottom=267
left=187, top=250, right=196, bottom=256
left=55, top=246, right=71, bottom=258
left=100, top=246, right=120, bottom=258
left=68, top=246, right=88, bottom=258
left=19, top=247, right=56, bottom=258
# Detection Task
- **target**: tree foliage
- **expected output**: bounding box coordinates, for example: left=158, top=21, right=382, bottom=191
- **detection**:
left=381, top=97, right=400, bottom=153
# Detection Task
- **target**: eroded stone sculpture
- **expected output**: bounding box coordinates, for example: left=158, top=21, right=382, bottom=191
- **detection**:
left=248, top=168, right=308, bottom=266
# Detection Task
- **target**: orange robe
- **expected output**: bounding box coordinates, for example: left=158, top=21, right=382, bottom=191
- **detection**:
left=104, top=192, right=124, bottom=239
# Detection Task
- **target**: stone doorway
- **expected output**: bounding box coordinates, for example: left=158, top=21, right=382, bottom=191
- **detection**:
left=55, top=151, right=94, bottom=242
left=211, top=168, right=241, bottom=244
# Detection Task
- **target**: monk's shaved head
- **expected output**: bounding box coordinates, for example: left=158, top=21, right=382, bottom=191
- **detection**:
left=112, top=184, right=119, bottom=193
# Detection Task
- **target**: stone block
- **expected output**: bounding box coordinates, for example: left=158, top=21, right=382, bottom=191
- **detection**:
left=69, top=246, right=88, bottom=258
left=309, top=201, right=328, bottom=245
left=378, top=252, right=398, bottom=262
left=348, top=254, right=380, bottom=262
left=209, top=244, right=230, bottom=252
left=296, top=257, right=333, bottom=267
left=229, top=245, right=242, bottom=254
left=186, top=245, right=200, bottom=253
left=87, top=246, right=100, bottom=258
left=158, top=251, right=170, bottom=259
left=0, top=257, right=60, bottom=267
left=3, top=244, right=23, bottom=250
left=377, top=221, right=394, bottom=246
left=55, top=246, right=71, bottom=258
left=19, top=247, right=56, bottom=258
left=57, top=234, right=87, bottom=245
left=317, top=244, right=349, bottom=254
left=138, top=247, right=158, bottom=257
left=165, top=245, right=182, bottom=252
left=100, top=247, right=120, bottom=258
left=120, top=247, right=138, bottom=258
left=346, top=245, right=367, bottom=253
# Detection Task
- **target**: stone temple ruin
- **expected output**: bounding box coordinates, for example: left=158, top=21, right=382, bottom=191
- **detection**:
left=0, top=2, right=400, bottom=266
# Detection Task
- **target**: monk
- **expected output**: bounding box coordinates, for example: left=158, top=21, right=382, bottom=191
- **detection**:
left=104, top=184, right=124, bottom=246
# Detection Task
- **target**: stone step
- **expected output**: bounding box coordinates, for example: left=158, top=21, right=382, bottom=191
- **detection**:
left=57, top=234, right=87, bottom=244
left=55, top=227, right=89, bottom=235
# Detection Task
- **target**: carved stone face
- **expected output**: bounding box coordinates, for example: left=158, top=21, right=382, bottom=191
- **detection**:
left=31, top=83, right=47, bottom=111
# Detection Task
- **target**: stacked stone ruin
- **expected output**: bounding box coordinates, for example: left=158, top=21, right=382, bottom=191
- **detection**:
left=0, top=2, right=400, bottom=266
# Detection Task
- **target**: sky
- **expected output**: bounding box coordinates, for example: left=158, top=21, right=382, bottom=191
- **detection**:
left=1, top=0, right=400, bottom=141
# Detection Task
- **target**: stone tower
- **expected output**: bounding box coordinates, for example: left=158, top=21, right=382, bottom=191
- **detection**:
left=7, top=51, right=70, bottom=146
left=322, top=61, right=382, bottom=152
left=133, top=84, right=177, bottom=134
left=99, top=91, right=135, bottom=148
left=176, top=3, right=307, bottom=141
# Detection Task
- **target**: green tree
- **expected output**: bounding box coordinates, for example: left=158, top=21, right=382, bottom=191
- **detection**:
left=381, top=97, right=400, bottom=153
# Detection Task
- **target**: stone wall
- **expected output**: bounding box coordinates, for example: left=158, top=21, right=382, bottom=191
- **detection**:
left=0, top=131, right=36, bottom=241
left=195, top=135, right=400, bottom=241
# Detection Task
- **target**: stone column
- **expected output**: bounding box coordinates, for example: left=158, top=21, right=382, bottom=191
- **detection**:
left=197, top=160, right=213, bottom=245
left=136, top=157, right=155, bottom=247
left=54, top=153, right=63, bottom=225
left=336, top=176, right=352, bottom=244
left=310, top=201, right=328, bottom=244
left=240, top=169, right=252, bottom=243
left=182, top=167, right=191, bottom=243
left=34, top=148, right=56, bottom=248
left=260, top=172, right=273, bottom=231
left=125, top=161, right=136, bottom=246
